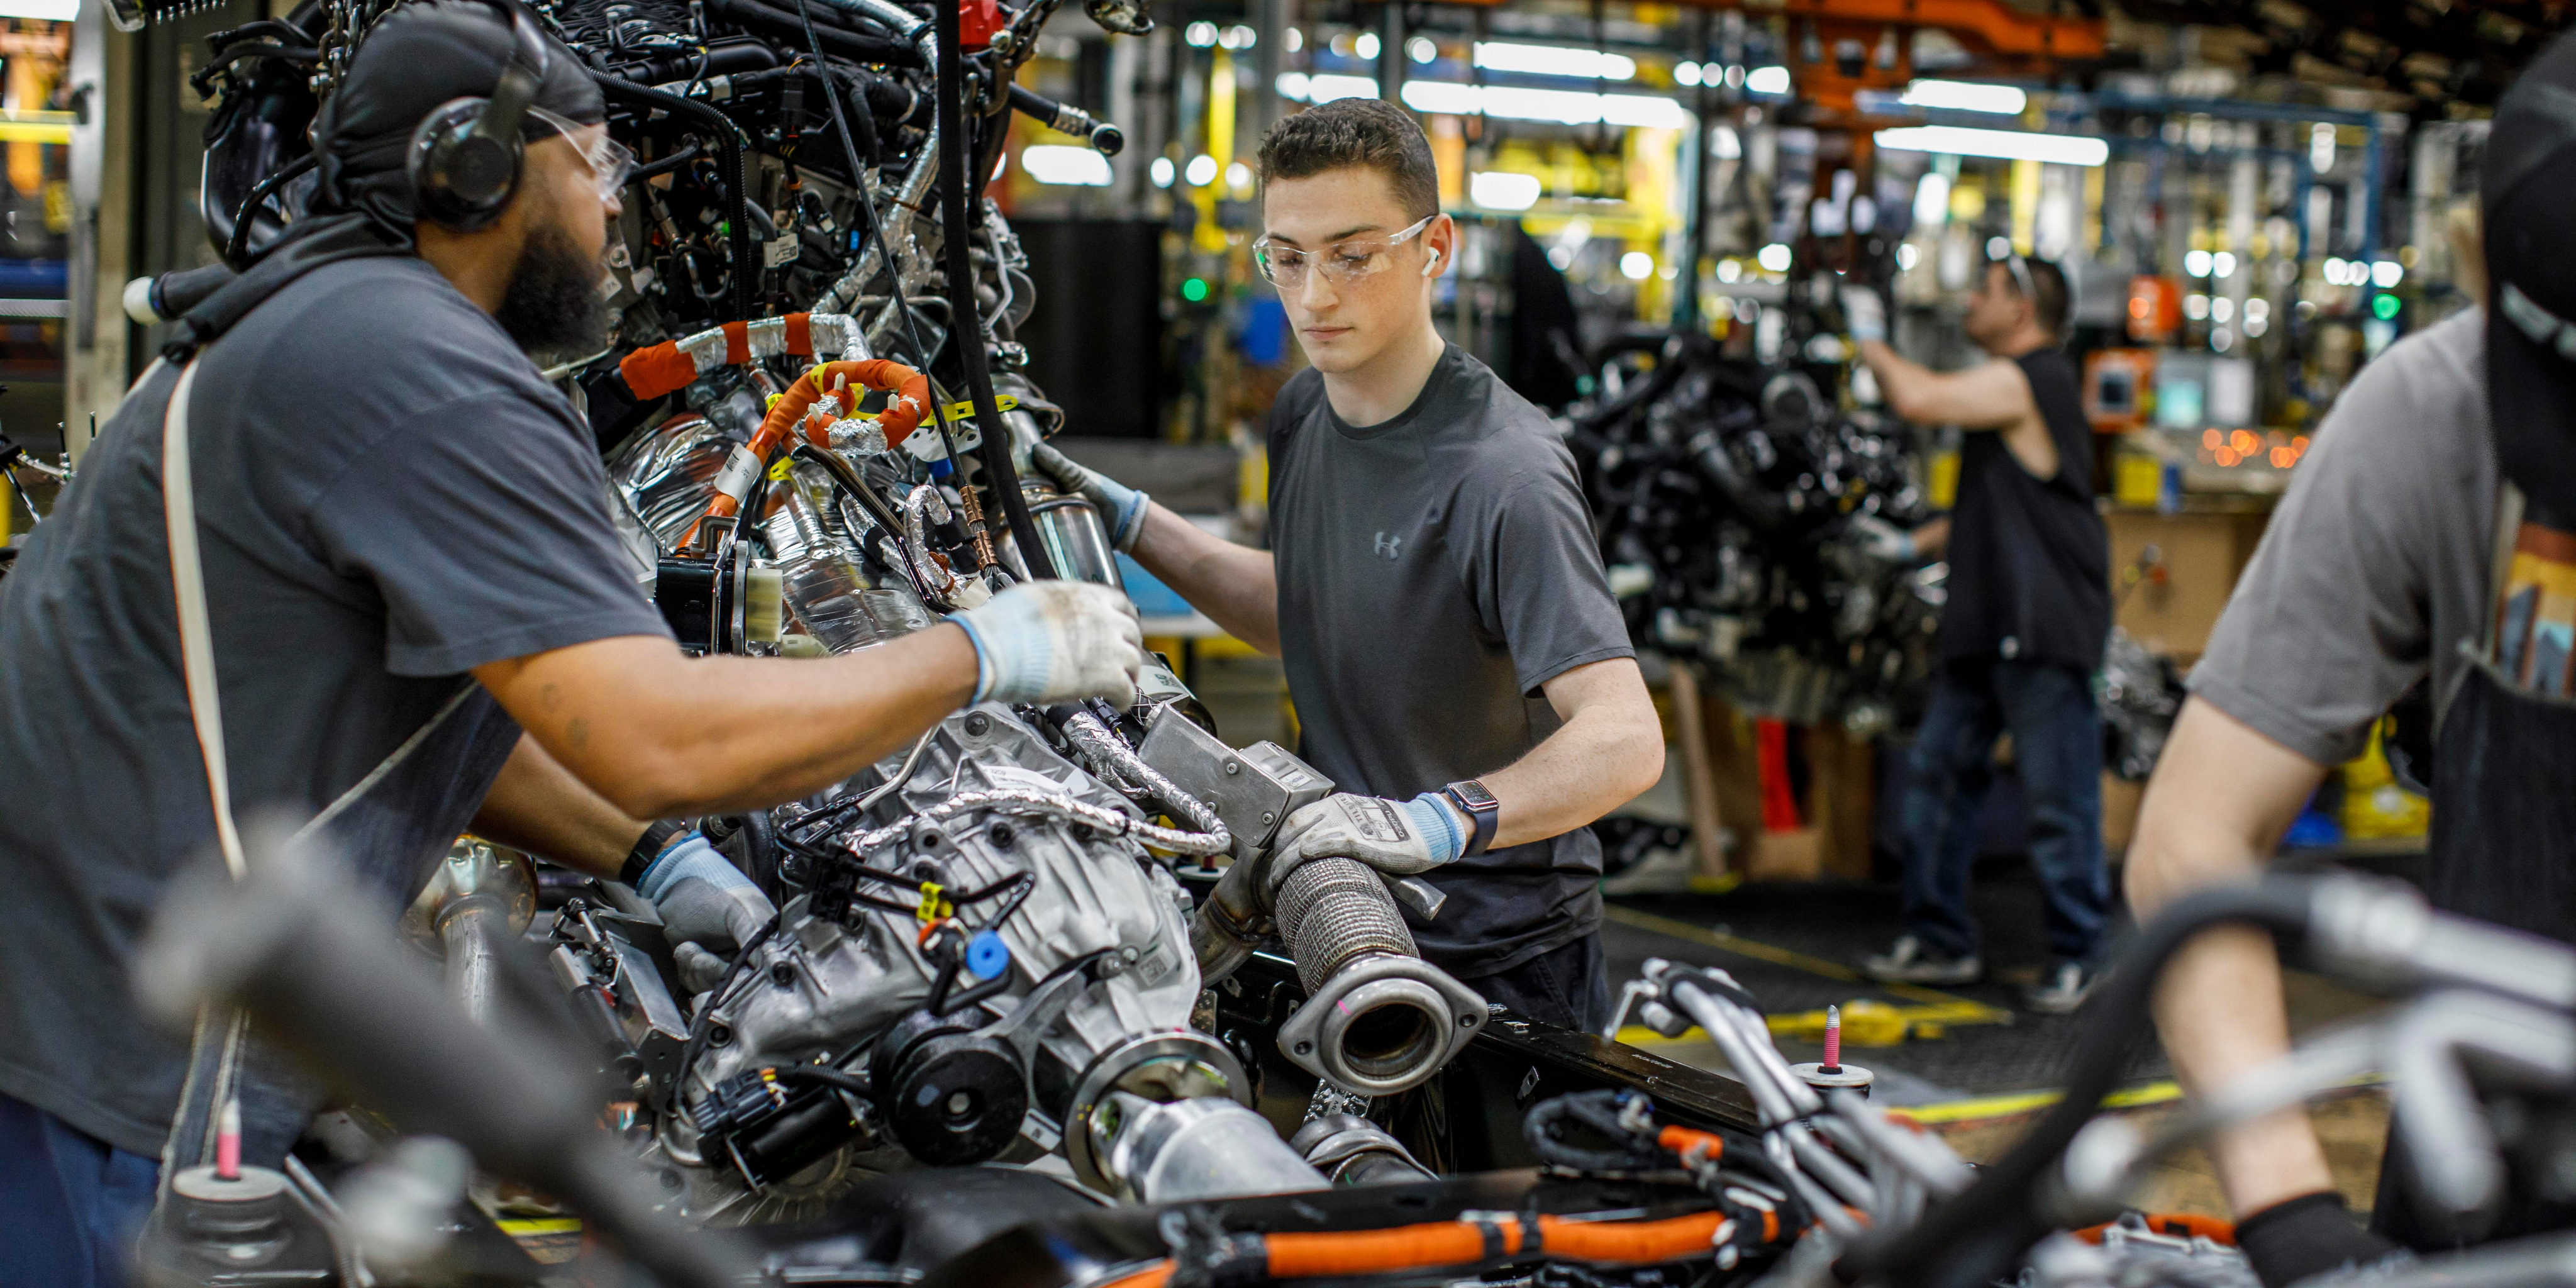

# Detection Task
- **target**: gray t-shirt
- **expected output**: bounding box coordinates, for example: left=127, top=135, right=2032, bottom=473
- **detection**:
left=1269, top=345, right=1635, bottom=979
left=0, top=255, right=672, bottom=1156
left=2190, top=308, right=2493, bottom=766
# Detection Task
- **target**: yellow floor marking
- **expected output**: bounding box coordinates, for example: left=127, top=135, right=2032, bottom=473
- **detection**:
left=1602, top=904, right=2014, bottom=1022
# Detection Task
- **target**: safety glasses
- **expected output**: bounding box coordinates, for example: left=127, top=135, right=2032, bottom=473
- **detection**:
left=1253, top=213, right=1439, bottom=291
left=1997, top=251, right=2037, bottom=301
left=530, top=104, right=636, bottom=203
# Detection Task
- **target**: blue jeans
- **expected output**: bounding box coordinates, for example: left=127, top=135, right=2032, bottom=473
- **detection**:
left=0, top=1089, right=159, bottom=1288
left=1897, top=658, right=2109, bottom=966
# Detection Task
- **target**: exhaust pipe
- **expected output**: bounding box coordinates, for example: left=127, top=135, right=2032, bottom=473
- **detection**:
left=1270, top=857, right=1486, bottom=1096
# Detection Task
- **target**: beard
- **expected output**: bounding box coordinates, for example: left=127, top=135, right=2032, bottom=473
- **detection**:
left=494, top=217, right=611, bottom=360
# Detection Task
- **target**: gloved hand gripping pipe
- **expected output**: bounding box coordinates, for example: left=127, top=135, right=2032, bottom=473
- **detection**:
left=933, top=0, right=1055, bottom=579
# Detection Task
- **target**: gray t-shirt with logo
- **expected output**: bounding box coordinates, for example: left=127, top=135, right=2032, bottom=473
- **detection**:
left=1268, top=345, right=1635, bottom=979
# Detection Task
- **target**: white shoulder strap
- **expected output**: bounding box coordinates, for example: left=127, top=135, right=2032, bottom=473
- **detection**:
left=160, top=358, right=248, bottom=882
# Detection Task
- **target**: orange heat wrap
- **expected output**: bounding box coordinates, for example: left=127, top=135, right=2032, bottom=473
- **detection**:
left=1262, top=1210, right=1729, bottom=1279
left=1657, top=1125, right=1727, bottom=1165
left=763, top=358, right=933, bottom=449
left=2074, top=1213, right=2236, bottom=1246
left=617, top=313, right=828, bottom=400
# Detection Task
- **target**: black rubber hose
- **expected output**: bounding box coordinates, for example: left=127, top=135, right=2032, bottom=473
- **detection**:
left=704, top=0, right=923, bottom=65
left=1834, top=881, right=2316, bottom=1288
left=222, top=152, right=317, bottom=268
left=1006, top=83, right=1122, bottom=154
left=596, top=75, right=755, bottom=320
left=935, top=9, right=1055, bottom=577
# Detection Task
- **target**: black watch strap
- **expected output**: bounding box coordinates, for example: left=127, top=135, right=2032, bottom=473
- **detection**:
left=620, top=819, right=690, bottom=887
left=1441, top=780, right=1500, bottom=857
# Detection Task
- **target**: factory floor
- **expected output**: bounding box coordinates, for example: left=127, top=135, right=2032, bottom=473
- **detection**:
left=1599, top=867, right=2395, bottom=1219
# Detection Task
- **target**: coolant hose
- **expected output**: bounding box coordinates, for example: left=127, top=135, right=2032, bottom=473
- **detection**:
left=596, top=76, right=754, bottom=319
left=932, top=0, right=1054, bottom=579
left=1836, top=880, right=2315, bottom=1287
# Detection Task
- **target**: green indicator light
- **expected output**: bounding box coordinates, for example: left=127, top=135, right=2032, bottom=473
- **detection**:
left=2372, top=292, right=2401, bottom=321
left=1182, top=277, right=1210, bottom=303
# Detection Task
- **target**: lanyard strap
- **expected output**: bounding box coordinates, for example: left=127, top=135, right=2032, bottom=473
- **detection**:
left=158, top=356, right=248, bottom=882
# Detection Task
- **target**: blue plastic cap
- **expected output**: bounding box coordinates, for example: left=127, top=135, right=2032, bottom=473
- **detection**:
left=965, top=929, right=1011, bottom=980
left=927, top=455, right=955, bottom=478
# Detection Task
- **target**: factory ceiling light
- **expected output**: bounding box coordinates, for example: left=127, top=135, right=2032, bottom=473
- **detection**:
left=1469, top=170, right=1543, bottom=211
left=1019, top=146, right=1113, bottom=186
left=1897, top=79, right=2027, bottom=114
left=1472, top=41, right=1636, bottom=82
left=1875, top=125, right=2107, bottom=167
left=1746, top=65, right=1792, bottom=95
left=1398, top=80, right=1691, bottom=130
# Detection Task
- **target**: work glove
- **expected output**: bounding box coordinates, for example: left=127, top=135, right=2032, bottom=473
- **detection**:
left=636, top=832, right=777, bottom=995
left=1267, top=792, right=1465, bottom=894
left=1029, top=440, right=1150, bottom=552
left=1848, top=514, right=1917, bottom=564
left=949, top=580, right=1144, bottom=705
left=2234, top=1192, right=2408, bottom=1288
left=1840, top=285, right=1889, bottom=345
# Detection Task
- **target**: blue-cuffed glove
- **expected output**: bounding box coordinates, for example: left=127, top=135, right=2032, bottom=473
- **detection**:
left=1848, top=514, right=1916, bottom=563
left=637, top=833, right=776, bottom=994
left=1841, top=286, right=1889, bottom=345
left=1266, top=792, right=1465, bottom=893
left=948, top=580, right=1144, bottom=705
left=1030, top=440, right=1150, bottom=552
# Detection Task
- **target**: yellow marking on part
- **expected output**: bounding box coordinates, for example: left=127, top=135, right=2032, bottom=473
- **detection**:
left=1884, top=1073, right=2387, bottom=1127
left=1601, top=904, right=2012, bottom=1019
left=768, top=455, right=795, bottom=482
left=859, top=394, right=1019, bottom=423
left=1614, top=997, right=2008, bottom=1052
left=497, top=1218, right=584, bottom=1235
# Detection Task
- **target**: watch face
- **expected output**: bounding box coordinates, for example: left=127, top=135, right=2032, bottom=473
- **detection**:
left=1451, top=780, right=1498, bottom=811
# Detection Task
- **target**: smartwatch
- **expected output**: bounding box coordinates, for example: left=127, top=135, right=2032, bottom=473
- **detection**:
left=619, top=819, right=691, bottom=887
left=1441, top=780, right=1500, bottom=858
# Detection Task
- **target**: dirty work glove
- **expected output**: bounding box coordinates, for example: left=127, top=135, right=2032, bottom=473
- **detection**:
left=949, top=580, right=1144, bottom=705
left=636, top=833, right=777, bottom=995
left=2234, top=1192, right=2407, bottom=1288
left=1029, top=440, right=1150, bottom=552
left=1848, top=513, right=1916, bottom=564
left=1267, top=792, right=1464, bottom=893
left=1841, top=286, right=1889, bottom=345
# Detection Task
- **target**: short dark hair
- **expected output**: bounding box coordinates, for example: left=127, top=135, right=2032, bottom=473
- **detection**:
left=1255, top=97, right=1440, bottom=223
left=1995, top=255, right=2070, bottom=338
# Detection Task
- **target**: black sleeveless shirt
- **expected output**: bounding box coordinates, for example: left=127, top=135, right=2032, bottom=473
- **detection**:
left=1936, top=348, right=2111, bottom=672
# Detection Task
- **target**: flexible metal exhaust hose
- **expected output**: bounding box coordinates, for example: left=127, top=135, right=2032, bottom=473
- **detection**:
left=841, top=788, right=1231, bottom=858
left=1271, top=857, right=1418, bottom=994
left=1052, top=708, right=1226, bottom=838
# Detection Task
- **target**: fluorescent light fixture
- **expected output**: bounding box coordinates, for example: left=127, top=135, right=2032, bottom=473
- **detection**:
left=1149, top=157, right=1175, bottom=188
left=1874, top=125, right=2107, bottom=167
left=1408, top=36, right=1437, bottom=64
left=1898, top=79, right=2026, bottom=114
left=1306, top=74, right=1380, bottom=104
left=1275, top=72, right=1311, bottom=100
left=1620, top=251, right=1654, bottom=280
left=1913, top=172, right=1950, bottom=226
left=1469, top=170, right=1542, bottom=211
left=1745, top=65, right=1791, bottom=96
left=1184, top=21, right=1218, bottom=47
left=1185, top=154, right=1219, bottom=187
left=1897, top=243, right=1921, bottom=270
left=1355, top=31, right=1380, bottom=60
left=2309, top=123, right=2336, bottom=174
left=1674, top=61, right=1702, bottom=87
left=1757, top=243, right=1792, bottom=272
left=1226, top=161, right=1253, bottom=191
left=2212, top=251, right=2237, bottom=279
left=2372, top=259, right=2403, bottom=288
left=1472, top=41, right=1636, bottom=82
left=1399, top=80, right=1689, bottom=129
left=0, top=0, right=74, bottom=18
left=1219, top=24, right=1256, bottom=50
left=2184, top=248, right=2211, bottom=277
left=1718, top=259, right=1741, bottom=282
left=1020, top=145, right=1113, bottom=186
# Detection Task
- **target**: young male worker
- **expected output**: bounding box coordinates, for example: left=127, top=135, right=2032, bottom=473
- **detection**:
left=1034, top=97, right=1664, bottom=1031
left=0, top=4, right=1138, bottom=1279
left=1840, top=255, right=2114, bottom=1014
left=2124, top=35, right=2576, bottom=1286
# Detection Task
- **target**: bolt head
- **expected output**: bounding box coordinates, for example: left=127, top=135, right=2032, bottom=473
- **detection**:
left=1223, top=761, right=1241, bottom=775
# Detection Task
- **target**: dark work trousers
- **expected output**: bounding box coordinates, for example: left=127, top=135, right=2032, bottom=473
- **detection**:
left=1463, top=931, right=1613, bottom=1033
left=0, top=1089, right=158, bottom=1288
left=1896, top=657, right=2109, bottom=966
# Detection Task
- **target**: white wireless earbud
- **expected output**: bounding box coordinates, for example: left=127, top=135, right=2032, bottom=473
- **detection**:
left=1422, top=246, right=1443, bottom=277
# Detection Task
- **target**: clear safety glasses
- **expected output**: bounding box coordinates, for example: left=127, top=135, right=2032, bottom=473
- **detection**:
left=1253, top=213, right=1438, bottom=291
left=530, top=104, right=636, bottom=203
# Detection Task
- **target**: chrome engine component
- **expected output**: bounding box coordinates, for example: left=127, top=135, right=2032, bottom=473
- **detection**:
left=1088, top=1092, right=1327, bottom=1203
left=398, top=839, right=535, bottom=1027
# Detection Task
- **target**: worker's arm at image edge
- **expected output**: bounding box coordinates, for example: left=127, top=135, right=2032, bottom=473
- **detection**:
left=1124, top=497, right=1284, bottom=655
left=469, top=732, right=652, bottom=876
left=472, top=628, right=979, bottom=821
left=1474, top=657, right=1667, bottom=851
left=2126, top=696, right=2335, bottom=1217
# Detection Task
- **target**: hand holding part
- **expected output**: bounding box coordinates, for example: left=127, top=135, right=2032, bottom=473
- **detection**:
left=949, top=580, right=1145, bottom=705
left=1848, top=513, right=1916, bottom=564
left=1029, top=440, right=1150, bottom=552
left=2233, top=1192, right=2407, bottom=1288
left=636, top=833, right=777, bottom=994
left=1267, top=792, right=1464, bottom=892
left=1841, top=286, right=1889, bottom=345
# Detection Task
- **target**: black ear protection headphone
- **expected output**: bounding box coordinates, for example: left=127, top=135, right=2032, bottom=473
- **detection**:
left=406, top=0, right=551, bottom=233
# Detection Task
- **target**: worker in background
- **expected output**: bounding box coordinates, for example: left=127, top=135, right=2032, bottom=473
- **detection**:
left=0, top=6, right=1140, bottom=1281
left=2126, top=33, right=2576, bottom=1286
left=1841, top=254, right=2113, bottom=1014
left=1033, top=97, right=1665, bottom=1032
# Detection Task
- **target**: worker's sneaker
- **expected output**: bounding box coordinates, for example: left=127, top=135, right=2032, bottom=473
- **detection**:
left=2023, top=961, right=2096, bottom=1014
left=1860, top=935, right=1981, bottom=985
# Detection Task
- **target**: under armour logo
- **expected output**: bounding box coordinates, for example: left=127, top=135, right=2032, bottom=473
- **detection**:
left=1373, top=531, right=1402, bottom=560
